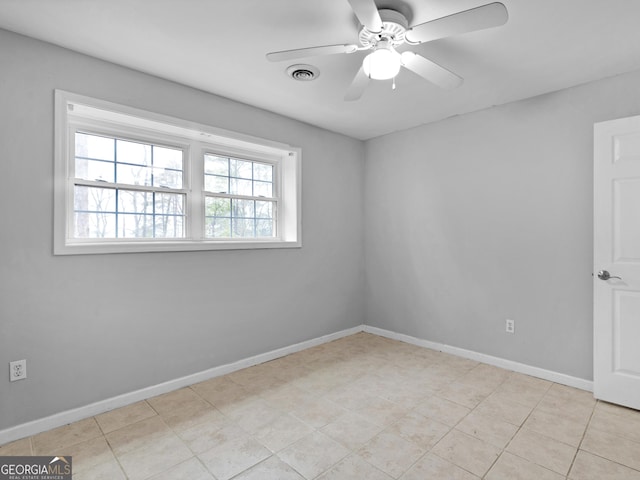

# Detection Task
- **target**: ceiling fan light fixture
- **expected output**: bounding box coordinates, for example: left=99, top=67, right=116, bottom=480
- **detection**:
left=363, top=44, right=401, bottom=80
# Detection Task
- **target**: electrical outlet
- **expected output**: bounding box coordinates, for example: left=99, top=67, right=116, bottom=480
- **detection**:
left=505, top=319, right=515, bottom=334
left=9, top=359, right=27, bottom=381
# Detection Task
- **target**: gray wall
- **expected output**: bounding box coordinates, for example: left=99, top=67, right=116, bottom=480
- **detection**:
left=0, top=30, right=365, bottom=430
left=365, top=69, right=640, bottom=381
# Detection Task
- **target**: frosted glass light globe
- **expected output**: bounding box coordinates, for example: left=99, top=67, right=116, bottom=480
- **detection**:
left=363, top=47, right=401, bottom=80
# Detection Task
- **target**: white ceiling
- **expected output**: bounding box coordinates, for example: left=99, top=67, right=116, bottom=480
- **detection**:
left=2, top=0, right=640, bottom=140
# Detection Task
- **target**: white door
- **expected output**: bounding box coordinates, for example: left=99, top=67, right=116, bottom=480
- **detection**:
left=594, top=115, right=640, bottom=409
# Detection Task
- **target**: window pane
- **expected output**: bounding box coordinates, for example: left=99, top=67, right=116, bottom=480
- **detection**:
left=155, top=215, right=184, bottom=238
left=117, top=139, right=151, bottom=166
left=204, top=174, right=229, bottom=193
left=154, top=168, right=182, bottom=189
left=253, top=162, right=273, bottom=182
left=232, top=199, right=255, bottom=218
left=75, top=158, right=115, bottom=183
left=230, top=159, right=252, bottom=179
left=117, top=163, right=153, bottom=186
left=256, top=219, right=274, bottom=237
left=232, top=218, right=255, bottom=237
left=204, top=155, right=229, bottom=175
left=118, top=213, right=153, bottom=238
left=206, top=217, right=230, bottom=238
left=76, top=133, right=114, bottom=161
left=74, top=212, right=116, bottom=238
left=74, top=185, right=116, bottom=212
left=118, top=190, right=152, bottom=214
left=155, top=193, right=184, bottom=216
left=205, top=197, right=230, bottom=217
left=153, top=146, right=183, bottom=169
left=229, top=178, right=252, bottom=196
left=255, top=201, right=273, bottom=219
left=253, top=181, right=272, bottom=198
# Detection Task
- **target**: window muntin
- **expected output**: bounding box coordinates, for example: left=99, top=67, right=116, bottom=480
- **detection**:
left=203, top=154, right=276, bottom=239
left=72, top=132, right=186, bottom=240
left=55, top=90, right=301, bottom=254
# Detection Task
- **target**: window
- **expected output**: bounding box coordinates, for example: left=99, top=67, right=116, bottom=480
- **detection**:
left=54, top=90, right=301, bottom=254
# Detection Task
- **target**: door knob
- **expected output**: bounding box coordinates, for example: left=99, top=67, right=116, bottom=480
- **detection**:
left=597, top=270, right=622, bottom=281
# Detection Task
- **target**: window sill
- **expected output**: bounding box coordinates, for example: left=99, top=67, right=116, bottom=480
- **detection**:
left=54, top=239, right=302, bottom=255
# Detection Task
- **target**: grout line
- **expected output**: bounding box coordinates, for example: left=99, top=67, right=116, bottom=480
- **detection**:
left=565, top=399, right=597, bottom=478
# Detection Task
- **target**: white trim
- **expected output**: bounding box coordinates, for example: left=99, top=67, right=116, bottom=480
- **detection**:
left=0, top=324, right=594, bottom=445
left=363, top=325, right=593, bottom=392
left=0, top=326, right=361, bottom=446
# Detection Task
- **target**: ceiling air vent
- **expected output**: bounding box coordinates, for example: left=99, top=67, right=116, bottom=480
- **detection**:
left=286, top=64, right=319, bottom=81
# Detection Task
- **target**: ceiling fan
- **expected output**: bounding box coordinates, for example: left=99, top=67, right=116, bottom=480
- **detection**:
left=266, top=0, right=508, bottom=100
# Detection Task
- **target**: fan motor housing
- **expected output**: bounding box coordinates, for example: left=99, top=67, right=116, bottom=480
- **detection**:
left=359, top=9, right=409, bottom=48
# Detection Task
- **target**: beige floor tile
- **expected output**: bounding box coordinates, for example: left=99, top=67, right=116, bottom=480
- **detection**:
left=581, top=427, right=640, bottom=471
left=456, top=411, right=518, bottom=449
left=191, top=377, right=258, bottom=408
left=233, top=456, right=305, bottom=480
left=546, top=383, right=596, bottom=406
left=147, top=457, right=214, bottom=480
left=414, top=396, right=471, bottom=426
left=32, top=417, right=102, bottom=454
left=225, top=398, right=283, bottom=434
left=377, top=381, right=434, bottom=409
left=474, top=393, right=533, bottom=426
left=253, top=413, right=315, bottom=452
left=322, top=384, right=377, bottom=411
left=318, top=454, right=393, bottom=480
left=117, top=432, right=193, bottom=480
left=595, top=400, right=640, bottom=420
left=358, top=431, right=426, bottom=478
left=197, top=426, right=270, bottom=480
left=95, top=401, right=157, bottom=434
left=356, top=395, right=409, bottom=427
left=11, top=334, right=637, bottom=480
left=320, top=411, right=383, bottom=450
left=278, top=432, right=350, bottom=479
left=569, top=450, right=640, bottom=480
left=64, top=436, right=114, bottom=474
left=175, top=412, right=230, bottom=454
left=387, top=410, right=450, bottom=450
left=0, top=437, right=32, bottom=455
left=401, top=453, right=480, bottom=480
left=506, top=428, right=576, bottom=475
left=536, top=392, right=594, bottom=424
left=290, top=397, right=346, bottom=429
left=486, top=452, right=564, bottom=480
left=523, top=407, right=587, bottom=446
left=72, top=457, right=126, bottom=480
left=158, top=401, right=224, bottom=434
left=260, top=384, right=315, bottom=411
left=106, top=415, right=173, bottom=456
left=438, top=381, right=492, bottom=409
left=589, top=407, right=640, bottom=443
left=147, top=387, right=204, bottom=413
left=431, top=429, right=501, bottom=477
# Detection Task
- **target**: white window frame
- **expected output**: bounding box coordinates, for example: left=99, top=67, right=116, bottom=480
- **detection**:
left=54, top=90, right=301, bottom=255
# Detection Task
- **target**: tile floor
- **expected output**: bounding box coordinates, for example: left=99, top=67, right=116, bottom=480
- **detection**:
left=1, top=332, right=640, bottom=479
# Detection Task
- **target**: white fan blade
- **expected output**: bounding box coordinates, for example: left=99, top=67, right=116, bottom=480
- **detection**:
left=405, top=2, right=508, bottom=44
left=347, top=0, right=383, bottom=33
left=266, top=44, right=358, bottom=62
left=400, top=51, right=463, bottom=89
left=344, top=66, right=370, bottom=101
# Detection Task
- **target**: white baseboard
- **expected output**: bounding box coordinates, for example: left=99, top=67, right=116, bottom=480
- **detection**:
left=0, top=325, right=362, bottom=446
left=1, top=323, right=593, bottom=446
left=363, top=325, right=593, bottom=392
